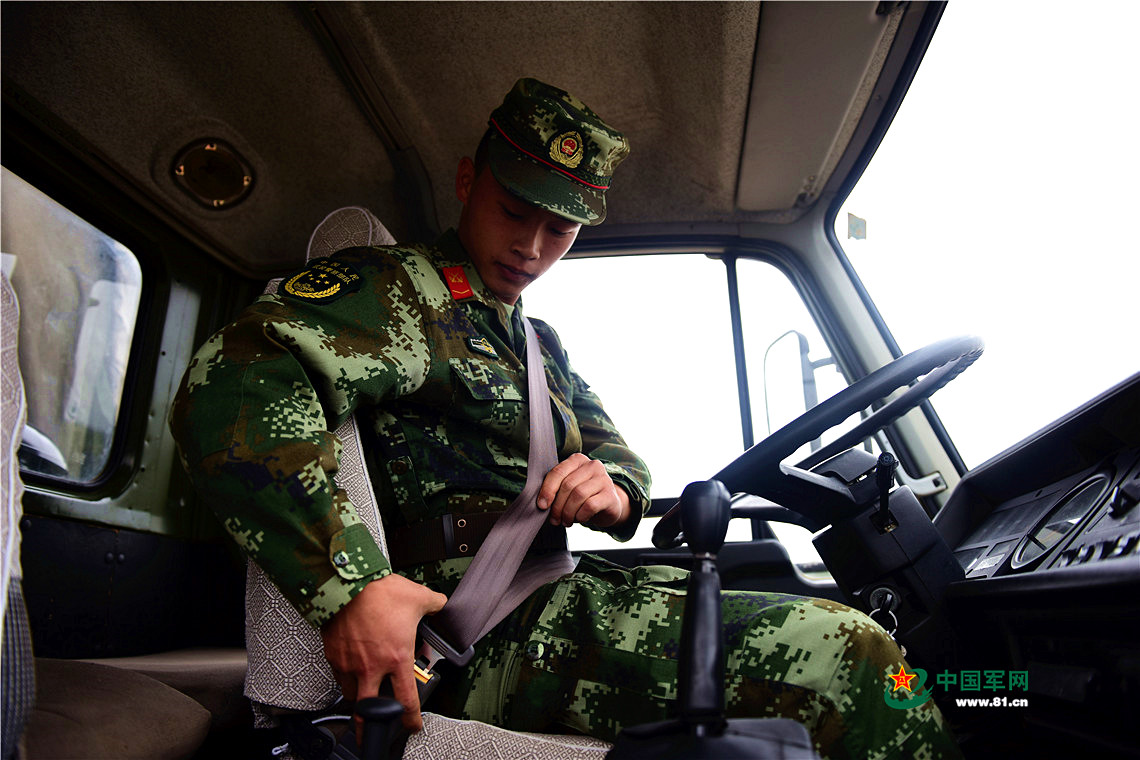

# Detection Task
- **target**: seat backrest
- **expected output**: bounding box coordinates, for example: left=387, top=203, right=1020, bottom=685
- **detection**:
left=2, top=268, right=26, bottom=624
left=245, top=207, right=395, bottom=713
left=2, top=267, right=36, bottom=756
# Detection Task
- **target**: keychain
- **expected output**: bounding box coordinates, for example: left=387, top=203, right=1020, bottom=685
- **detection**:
left=868, top=589, right=906, bottom=657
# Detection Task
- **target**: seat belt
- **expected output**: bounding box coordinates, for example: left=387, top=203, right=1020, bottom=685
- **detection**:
left=285, top=315, right=574, bottom=758
left=285, top=316, right=579, bottom=759
left=414, top=315, right=576, bottom=688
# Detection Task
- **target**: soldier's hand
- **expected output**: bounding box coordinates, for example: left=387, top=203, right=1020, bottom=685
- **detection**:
left=538, top=452, right=631, bottom=529
left=320, top=574, right=447, bottom=740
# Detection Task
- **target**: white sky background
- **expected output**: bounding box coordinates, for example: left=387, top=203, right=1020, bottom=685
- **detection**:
left=839, top=0, right=1140, bottom=467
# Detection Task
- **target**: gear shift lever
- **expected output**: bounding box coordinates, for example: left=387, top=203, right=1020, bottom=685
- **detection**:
left=676, top=480, right=731, bottom=732
left=607, top=480, right=820, bottom=759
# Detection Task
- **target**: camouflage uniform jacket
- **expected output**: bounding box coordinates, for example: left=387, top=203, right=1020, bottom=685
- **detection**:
left=170, top=229, right=651, bottom=627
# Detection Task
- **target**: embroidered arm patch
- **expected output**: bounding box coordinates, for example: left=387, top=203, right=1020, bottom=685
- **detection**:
left=280, top=258, right=364, bottom=304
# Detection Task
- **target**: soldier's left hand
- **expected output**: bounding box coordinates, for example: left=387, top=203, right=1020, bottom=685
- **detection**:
left=538, top=453, right=630, bottom=529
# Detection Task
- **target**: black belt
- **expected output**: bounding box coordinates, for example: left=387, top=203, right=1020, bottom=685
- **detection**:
left=386, top=511, right=567, bottom=570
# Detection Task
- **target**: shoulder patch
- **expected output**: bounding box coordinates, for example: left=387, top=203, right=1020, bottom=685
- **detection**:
left=279, top=258, right=363, bottom=304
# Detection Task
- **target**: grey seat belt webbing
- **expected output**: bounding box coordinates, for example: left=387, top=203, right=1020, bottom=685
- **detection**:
left=431, top=316, right=576, bottom=650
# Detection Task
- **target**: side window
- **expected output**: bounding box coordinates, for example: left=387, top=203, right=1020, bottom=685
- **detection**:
left=2, top=167, right=142, bottom=483
left=527, top=252, right=841, bottom=564
left=528, top=254, right=742, bottom=499
left=736, top=258, right=850, bottom=462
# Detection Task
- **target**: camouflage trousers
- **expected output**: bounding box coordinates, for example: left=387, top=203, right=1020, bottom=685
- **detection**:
left=413, top=554, right=960, bottom=760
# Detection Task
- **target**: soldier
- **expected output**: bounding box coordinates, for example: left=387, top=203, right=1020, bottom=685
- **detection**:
left=170, top=78, right=959, bottom=758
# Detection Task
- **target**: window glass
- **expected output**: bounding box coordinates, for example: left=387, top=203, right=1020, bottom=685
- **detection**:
left=527, top=254, right=741, bottom=499
left=526, top=253, right=839, bottom=564
left=2, top=167, right=142, bottom=482
left=527, top=254, right=742, bottom=550
left=834, top=3, right=1140, bottom=467
left=736, top=259, right=849, bottom=459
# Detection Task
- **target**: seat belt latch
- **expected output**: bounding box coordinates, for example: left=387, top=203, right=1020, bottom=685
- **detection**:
left=416, top=620, right=475, bottom=669
left=389, top=620, right=473, bottom=707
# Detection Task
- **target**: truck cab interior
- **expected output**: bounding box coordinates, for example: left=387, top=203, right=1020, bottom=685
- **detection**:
left=2, top=2, right=1137, bottom=759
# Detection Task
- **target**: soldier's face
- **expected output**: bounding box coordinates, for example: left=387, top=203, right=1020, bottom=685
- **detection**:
left=456, top=157, right=581, bottom=304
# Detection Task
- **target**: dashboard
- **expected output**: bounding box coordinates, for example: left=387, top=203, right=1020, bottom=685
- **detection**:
left=936, top=372, right=1140, bottom=585
left=950, top=449, right=1139, bottom=580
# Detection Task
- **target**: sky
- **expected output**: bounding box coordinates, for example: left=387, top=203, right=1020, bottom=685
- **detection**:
left=838, top=0, right=1140, bottom=468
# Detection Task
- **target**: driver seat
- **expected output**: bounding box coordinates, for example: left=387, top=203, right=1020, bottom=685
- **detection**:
left=248, top=207, right=611, bottom=759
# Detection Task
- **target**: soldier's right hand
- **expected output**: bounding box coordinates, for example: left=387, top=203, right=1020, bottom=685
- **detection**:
left=320, top=573, right=448, bottom=740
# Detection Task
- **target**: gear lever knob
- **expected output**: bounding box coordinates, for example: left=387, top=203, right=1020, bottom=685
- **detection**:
left=680, top=480, right=731, bottom=555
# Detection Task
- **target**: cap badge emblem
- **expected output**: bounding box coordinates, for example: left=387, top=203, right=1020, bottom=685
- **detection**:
left=549, top=131, right=584, bottom=169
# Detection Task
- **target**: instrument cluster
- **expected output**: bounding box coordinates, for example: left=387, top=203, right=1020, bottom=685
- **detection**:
left=953, top=450, right=1139, bottom=580
left=937, top=374, right=1140, bottom=584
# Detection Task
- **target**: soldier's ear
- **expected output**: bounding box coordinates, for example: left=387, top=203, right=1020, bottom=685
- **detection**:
left=455, top=157, right=476, bottom=204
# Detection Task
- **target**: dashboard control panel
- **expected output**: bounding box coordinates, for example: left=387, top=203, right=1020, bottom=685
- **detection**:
left=951, top=451, right=1139, bottom=579
left=936, top=374, right=1140, bottom=583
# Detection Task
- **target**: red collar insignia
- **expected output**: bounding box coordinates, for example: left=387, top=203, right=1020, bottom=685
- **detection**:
left=442, top=266, right=474, bottom=300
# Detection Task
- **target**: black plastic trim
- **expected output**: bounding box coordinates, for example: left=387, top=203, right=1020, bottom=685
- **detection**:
left=723, top=256, right=755, bottom=451
left=19, top=513, right=245, bottom=657
left=946, top=558, right=1140, bottom=603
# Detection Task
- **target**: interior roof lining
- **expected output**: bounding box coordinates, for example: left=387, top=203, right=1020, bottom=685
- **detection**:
left=2, top=1, right=925, bottom=275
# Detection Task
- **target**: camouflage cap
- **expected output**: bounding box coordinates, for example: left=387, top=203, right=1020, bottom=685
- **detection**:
left=487, top=78, right=630, bottom=226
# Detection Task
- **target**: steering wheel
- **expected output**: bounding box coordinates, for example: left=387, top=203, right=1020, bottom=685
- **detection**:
left=653, top=335, right=983, bottom=548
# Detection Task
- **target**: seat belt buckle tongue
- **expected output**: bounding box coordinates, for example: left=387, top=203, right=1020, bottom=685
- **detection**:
left=417, top=620, right=475, bottom=668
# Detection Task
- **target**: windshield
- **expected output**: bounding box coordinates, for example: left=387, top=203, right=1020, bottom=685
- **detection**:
left=835, top=2, right=1139, bottom=468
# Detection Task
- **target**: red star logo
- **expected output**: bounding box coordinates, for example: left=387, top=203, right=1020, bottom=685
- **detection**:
left=888, top=664, right=918, bottom=692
